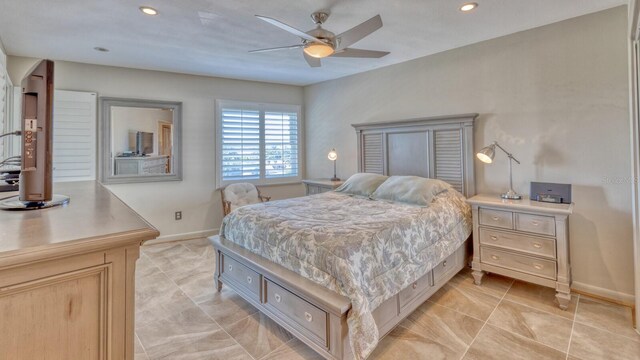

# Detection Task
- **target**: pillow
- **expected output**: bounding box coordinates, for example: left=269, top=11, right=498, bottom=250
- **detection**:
left=334, top=173, right=389, bottom=197
left=371, top=176, right=451, bottom=206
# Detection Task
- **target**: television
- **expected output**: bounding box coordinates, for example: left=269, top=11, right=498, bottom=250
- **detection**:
left=136, top=131, right=153, bottom=155
left=0, top=59, right=69, bottom=210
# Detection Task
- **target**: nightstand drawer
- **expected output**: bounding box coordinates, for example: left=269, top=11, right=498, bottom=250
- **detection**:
left=481, top=247, right=556, bottom=280
left=479, top=228, right=556, bottom=259
left=515, top=213, right=556, bottom=236
left=479, top=208, right=513, bottom=229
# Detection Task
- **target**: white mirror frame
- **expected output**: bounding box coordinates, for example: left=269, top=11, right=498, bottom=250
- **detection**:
left=99, top=97, right=182, bottom=184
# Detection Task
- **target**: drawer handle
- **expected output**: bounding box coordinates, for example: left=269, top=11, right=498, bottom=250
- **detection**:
left=533, top=264, right=543, bottom=270
left=490, top=235, right=498, bottom=241
left=412, top=282, right=418, bottom=289
left=442, top=260, right=447, bottom=267
left=246, top=276, right=252, bottom=284
left=491, top=255, right=500, bottom=261
left=532, top=243, right=543, bottom=249
left=492, top=216, right=500, bottom=221
left=305, top=312, right=313, bottom=322
left=274, top=293, right=281, bottom=303
left=228, top=264, right=233, bottom=271
left=531, top=220, right=540, bottom=226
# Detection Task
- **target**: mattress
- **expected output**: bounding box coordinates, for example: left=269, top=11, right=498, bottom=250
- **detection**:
left=220, top=188, right=472, bottom=359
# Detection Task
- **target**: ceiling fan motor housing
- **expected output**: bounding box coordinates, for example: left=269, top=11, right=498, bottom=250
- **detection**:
left=306, top=27, right=336, bottom=48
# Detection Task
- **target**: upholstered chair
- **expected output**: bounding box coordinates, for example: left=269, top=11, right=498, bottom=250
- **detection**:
left=221, top=183, right=271, bottom=216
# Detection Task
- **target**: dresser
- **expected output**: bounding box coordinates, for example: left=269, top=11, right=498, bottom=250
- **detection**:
left=302, top=179, right=344, bottom=195
left=0, top=181, right=159, bottom=359
left=467, top=195, right=574, bottom=309
left=114, top=155, right=169, bottom=175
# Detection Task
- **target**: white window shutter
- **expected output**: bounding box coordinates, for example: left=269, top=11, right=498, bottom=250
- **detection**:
left=220, top=107, right=261, bottom=181
left=53, top=90, right=97, bottom=182
left=264, top=111, right=298, bottom=178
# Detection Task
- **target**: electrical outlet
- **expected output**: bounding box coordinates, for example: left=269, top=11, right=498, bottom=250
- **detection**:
left=175, top=211, right=182, bottom=220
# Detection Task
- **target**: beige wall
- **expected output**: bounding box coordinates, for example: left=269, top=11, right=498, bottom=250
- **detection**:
left=305, top=6, right=633, bottom=299
left=7, top=58, right=305, bottom=240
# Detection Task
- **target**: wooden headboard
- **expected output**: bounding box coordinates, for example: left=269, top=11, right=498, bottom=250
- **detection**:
left=352, top=114, right=478, bottom=197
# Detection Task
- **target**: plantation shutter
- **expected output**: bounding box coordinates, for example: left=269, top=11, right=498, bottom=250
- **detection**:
left=264, top=110, right=298, bottom=178
left=0, top=71, right=6, bottom=160
left=220, top=107, right=261, bottom=181
left=52, top=90, right=97, bottom=182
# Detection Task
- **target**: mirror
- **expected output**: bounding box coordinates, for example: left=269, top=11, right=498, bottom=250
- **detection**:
left=99, top=98, right=182, bottom=184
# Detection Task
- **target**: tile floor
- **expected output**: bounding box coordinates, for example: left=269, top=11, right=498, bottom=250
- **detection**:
left=135, top=238, right=640, bottom=360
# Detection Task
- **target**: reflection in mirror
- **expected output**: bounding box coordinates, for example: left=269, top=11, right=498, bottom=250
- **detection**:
left=100, top=98, right=182, bottom=184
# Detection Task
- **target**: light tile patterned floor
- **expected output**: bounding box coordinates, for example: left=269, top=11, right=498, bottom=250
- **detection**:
left=135, top=239, right=640, bottom=360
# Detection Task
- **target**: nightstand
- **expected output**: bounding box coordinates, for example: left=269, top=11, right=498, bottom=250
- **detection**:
left=302, top=179, right=343, bottom=195
left=466, top=195, right=574, bottom=309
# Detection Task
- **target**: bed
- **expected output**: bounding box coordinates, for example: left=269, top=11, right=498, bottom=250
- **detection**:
left=210, top=113, right=478, bottom=360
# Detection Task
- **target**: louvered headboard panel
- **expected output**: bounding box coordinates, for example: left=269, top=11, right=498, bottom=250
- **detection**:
left=353, top=114, right=477, bottom=197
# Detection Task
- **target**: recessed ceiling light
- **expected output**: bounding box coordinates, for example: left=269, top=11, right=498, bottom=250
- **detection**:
left=139, top=6, right=158, bottom=16
left=460, top=2, right=478, bottom=12
left=94, top=47, right=109, bottom=52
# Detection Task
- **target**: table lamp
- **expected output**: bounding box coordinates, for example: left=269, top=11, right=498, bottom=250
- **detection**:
left=327, top=148, right=340, bottom=181
left=477, top=141, right=522, bottom=200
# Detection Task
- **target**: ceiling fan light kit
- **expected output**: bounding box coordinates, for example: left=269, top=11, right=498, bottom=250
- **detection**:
left=252, top=11, right=389, bottom=67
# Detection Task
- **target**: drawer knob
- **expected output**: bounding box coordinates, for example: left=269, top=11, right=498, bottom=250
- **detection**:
left=442, top=260, right=447, bottom=267
left=533, top=264, right=543, bottom=270
left=491, top=255, right=500, bottom=261
left=490, top=235, right=498, bottom=241
left=274, top=293, right=281, bottom=303
left=412, top=282, right=418, bottom=289
left=533, top=243, right=542, bottom=249
left=531, top=220, right=539, bottom=226
left=492, top=216, right=500, bottom=221
left=246, top=276, right=252, bottom=284
left=305, top=312, right=313, bottom=322
left=228, top=264, right=233, bottom=271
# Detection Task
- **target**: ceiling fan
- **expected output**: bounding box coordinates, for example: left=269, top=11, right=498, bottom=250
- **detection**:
left=250, top=12, right=390, bottom=67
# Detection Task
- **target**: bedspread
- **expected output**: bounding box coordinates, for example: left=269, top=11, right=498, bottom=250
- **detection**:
left=220, top=189, right=472, bottom=359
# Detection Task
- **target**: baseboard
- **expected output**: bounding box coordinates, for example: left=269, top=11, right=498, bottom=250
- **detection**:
left=144, top=228, right=219, bottom=245
left=571, top=281, right=635, bottom=306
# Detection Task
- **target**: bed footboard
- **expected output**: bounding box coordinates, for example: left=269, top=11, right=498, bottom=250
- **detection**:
left=210, top=235, right=470, bottom=360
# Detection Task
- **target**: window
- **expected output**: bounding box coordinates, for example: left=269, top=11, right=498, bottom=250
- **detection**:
left=216, top=100, right=301, bottom=187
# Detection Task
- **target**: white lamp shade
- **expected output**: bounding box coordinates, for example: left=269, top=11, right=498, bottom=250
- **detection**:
left=327, top=149, right=338, bottom=161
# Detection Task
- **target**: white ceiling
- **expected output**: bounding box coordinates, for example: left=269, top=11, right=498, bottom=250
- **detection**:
left=0, top=0, right=626, bottom=86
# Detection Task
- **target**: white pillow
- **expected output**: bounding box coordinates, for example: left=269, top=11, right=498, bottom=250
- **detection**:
left=335, top=173, right=389, bottom=197
left=371, top=176, right=451, bottom=206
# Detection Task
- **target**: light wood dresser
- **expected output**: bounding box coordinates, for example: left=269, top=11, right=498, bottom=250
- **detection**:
left=0, top=181, right=159, bottom=360
left=467, top=194, right=574, bottom=309
left=302, top=179, right=344, bottom=195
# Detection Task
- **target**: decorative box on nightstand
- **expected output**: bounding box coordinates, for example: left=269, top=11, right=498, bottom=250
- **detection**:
left=466, top=194, right=574, bottom=309
left=302, top=179, right=344, bottom=195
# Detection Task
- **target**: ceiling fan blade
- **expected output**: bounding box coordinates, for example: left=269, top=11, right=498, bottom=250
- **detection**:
left=336, top=15, right=383, bottom=50
left=304, top=52, right=321, bottom=67
left=256, top=15, right=323, bottom=43
left=249, top=44, right=304, bottom=53
left=331, top=48, right=390, bottom=58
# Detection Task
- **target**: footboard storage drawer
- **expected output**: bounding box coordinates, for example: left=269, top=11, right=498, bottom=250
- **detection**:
left=264, top=279, right=328, bottom=346
left=480, top=247, right=556, bottom=280
left=398, top=271, right=433, bottom=310
left=433, top=250, right=461, bottom=284
left=221, top=254, right=261, bottom=300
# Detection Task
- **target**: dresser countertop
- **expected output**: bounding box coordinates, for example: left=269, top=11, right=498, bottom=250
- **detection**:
left=0, top=181, right=159, bottom=267
left=466, top=194, right=574, bottom=215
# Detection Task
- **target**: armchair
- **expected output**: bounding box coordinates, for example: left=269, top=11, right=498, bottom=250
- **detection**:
left=221, top=183, right=271, bottom=216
